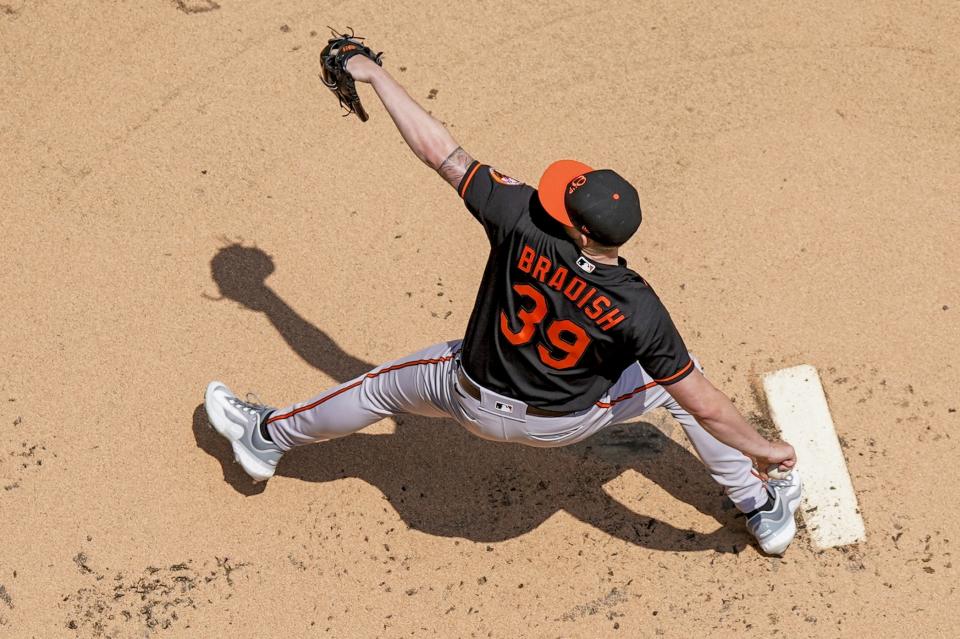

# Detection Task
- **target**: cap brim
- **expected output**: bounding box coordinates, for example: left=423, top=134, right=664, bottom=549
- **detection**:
left=538, top=160, right=594, bottom=227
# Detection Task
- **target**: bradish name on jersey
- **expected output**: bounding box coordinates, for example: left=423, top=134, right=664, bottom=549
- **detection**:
left=516, top=245, right=627, bottom=332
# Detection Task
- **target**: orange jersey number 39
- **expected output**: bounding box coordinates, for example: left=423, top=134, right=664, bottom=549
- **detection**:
left=500, top=283, right=591, bottom=369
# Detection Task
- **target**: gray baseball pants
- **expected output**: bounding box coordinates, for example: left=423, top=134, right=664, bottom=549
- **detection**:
left=266, top=340, right=767, bottom=512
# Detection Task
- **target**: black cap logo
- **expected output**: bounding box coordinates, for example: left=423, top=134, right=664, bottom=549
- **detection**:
left=563, top=170, right=642, bottom=246
left=567, top=175, right=587, bottom=195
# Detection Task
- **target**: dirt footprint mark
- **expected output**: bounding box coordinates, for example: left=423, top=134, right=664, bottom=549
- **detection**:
left=174, top=0, right=220, bottom=14
left=0, top=584, right=11, bottom=628
left=1, top=426, right=51, bottom=493
left=559, top=583, right=630, bottom=621
left=62, top=556, right=249, bottom=635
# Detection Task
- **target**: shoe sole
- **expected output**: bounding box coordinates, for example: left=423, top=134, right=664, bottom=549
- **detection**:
left=204, top=380, right=275, bottom=482
left=759, top=471, right=803, bottom=555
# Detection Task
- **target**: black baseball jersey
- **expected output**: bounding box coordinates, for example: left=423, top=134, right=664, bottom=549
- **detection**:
left=458, top=162, right=694, bottom=412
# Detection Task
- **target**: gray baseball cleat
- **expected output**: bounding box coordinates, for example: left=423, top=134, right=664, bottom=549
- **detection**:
left=745, top=470, right=803, bottom=555
left=204, top=381, right=283, bottom=482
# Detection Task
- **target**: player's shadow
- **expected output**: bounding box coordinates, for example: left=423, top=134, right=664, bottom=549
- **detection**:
left=193, top=243, right=750, bottom=553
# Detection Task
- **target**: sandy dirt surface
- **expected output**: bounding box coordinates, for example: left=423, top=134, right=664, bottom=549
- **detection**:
left=2, top=1, right=959, bottom=637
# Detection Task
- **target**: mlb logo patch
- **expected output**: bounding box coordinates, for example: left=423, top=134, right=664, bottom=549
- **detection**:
left=495, top=402, right=514, bottom=414
left=576, top=256, right=596, bottom=273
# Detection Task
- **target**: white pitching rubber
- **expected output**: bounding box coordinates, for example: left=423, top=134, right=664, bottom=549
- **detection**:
left=762, top=365, right=866, bottom=549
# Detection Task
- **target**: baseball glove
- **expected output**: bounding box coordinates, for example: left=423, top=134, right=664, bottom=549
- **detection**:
left=319, top=27, right=383, bottom=122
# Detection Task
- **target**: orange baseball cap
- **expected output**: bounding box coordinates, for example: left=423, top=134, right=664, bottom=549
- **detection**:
left=537, top=160, right=594, bottom=226
left=538, top=160, right=642, bottom=246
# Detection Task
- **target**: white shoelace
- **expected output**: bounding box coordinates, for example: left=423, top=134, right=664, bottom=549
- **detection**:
left=227, top=395, right=263, bottom=414
left=767, top=475, right=794, bottom=491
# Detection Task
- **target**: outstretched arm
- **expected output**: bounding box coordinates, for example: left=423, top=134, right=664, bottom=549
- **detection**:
left=346, top=56, right=474, bottom=190
left=665, top=369, right=797, bottom=479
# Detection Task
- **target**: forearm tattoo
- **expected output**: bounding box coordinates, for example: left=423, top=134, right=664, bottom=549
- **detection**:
left=437, top=146, right=474, bottom=190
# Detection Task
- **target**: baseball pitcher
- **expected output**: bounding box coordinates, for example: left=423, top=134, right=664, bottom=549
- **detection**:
left=205, top=32, right=803, bottom=555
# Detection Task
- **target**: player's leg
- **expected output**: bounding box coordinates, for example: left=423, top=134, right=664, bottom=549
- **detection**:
left=606, top=359, right=803, bottom=553
left=602, top=358, right=768, bottom=513
left=265, top=340, right=461, bottom=449
left=205, top=341, right=461, bottom=481
left=658, top=393, right=769, bottom=512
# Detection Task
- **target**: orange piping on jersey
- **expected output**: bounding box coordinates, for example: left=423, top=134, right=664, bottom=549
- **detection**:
left=653, top=360, right=694, bottom=384
left=595, top=381, right=658, bottom=409
left=596, top=361, right=695, bottom=409
left=268, top=353, right=458, bottom=424
left=458, top=163, right=482, bottom=198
